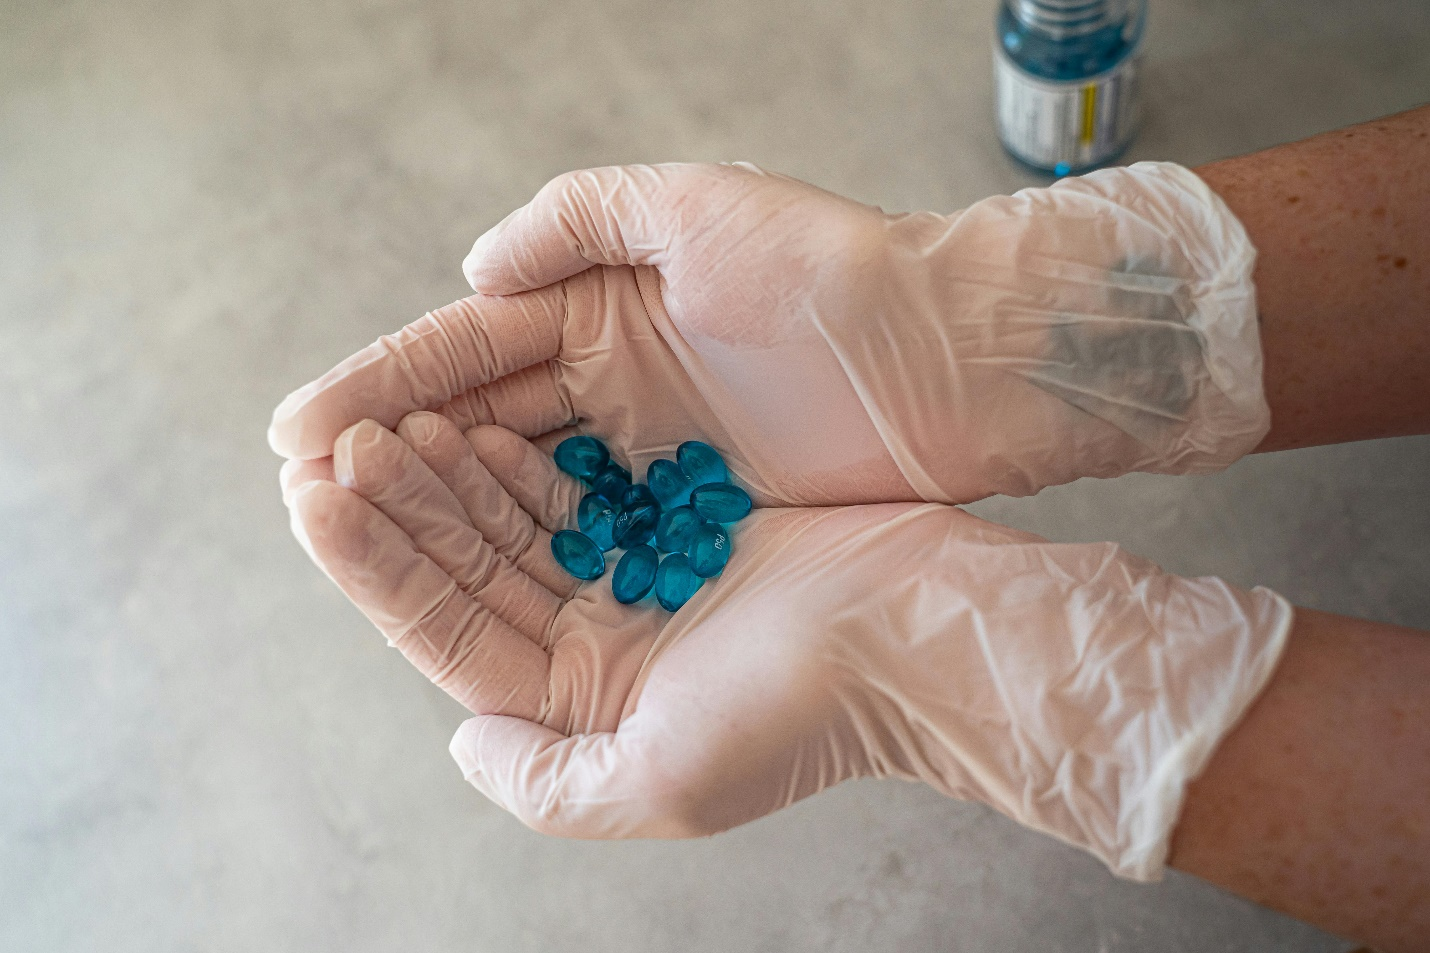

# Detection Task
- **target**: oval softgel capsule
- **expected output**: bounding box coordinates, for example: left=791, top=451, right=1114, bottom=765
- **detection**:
left=621, top=484, right=659, bottom=511
left=654, top=505, right=703, bottom=554
left=551, top=530, right=605, bottom=580
left=688, top=524, right=730, bottom=577
left=655, top=552, right=704, bottom=611
left=577, top=493, right=618, bottom=551
left=647, top=459, right=693, bottom=509
left=690, top=482, right=752, bottom=523
left=592, top=463, right=631, bottom=504
left=554, top=436, right=610, bottom=482
left=612, top=545, right=659, bottom=604
left=614, top=503, right=661, bottom=549
left=577, top=492, right=614, bottom=532
left=677, top=440, right=727, bottom=487
left=585, top=510, right=617, bottom=552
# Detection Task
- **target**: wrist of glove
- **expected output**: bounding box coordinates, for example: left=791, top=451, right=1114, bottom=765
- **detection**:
left=285, top=415, right=1291, bottom=883
left=834, top=161, right=1269, bottom=500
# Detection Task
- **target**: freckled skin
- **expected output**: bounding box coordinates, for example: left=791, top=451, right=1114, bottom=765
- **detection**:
left=1174, top=106, right=1430, bottom=952
left=1169, top=610, right=1430, bottom=952
left=1196, top=105, right=1430, bottom=452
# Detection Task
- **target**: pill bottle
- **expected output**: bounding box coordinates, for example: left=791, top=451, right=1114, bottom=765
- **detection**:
left=993, top=0, right=1146, bottom=176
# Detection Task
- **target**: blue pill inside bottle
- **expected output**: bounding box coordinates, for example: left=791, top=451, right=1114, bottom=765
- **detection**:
left=688, top=524, right=730, bottom=578
left=591, top=463, right=631, bottom=504
left=996, top=0, right=1142, bottom=84
left=554, top=436, right=610, bottom=482
left=612, top=545, right=659, bottom=604
left=690, top=482, right=751, bottom=523
left=613, top=503, right=661, bottom=549
left=677, top=440, right=728, bottom=488
left=654, top=552, right=704, bottom=611
left=654, top=505, right=703, bottom=554
left=551, top=529, right=605, bottom=580
left=646, top=458, right=693, bottom=509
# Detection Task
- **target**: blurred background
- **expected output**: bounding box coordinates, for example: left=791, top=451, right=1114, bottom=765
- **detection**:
left=2, top=0, right=1428, bottom=950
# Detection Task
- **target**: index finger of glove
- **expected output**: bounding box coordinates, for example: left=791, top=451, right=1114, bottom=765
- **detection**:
left=464, top=164, right=708, bottom=296
left=268, top=288, right=566, bottom=460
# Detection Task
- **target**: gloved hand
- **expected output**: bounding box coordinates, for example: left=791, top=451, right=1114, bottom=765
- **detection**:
left=284, top=413, right=1290, bottom=881
left=269, top=162, right=1269, bottom=505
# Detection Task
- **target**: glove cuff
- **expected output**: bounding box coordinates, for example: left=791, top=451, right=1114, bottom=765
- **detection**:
left=826, top=161, right=1272, bottom=502
left=1058, top=161, right=1272, bottom=478
left=1108, top=582, right=1293, bottom=880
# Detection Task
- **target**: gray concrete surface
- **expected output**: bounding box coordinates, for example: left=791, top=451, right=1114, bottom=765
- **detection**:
left=3, top=0, right=1427, bottom=949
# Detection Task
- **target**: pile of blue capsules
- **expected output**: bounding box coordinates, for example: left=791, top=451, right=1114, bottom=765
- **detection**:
left=549, top=436, right=752, bottom=611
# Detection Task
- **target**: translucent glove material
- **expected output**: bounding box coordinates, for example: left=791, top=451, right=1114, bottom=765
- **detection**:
left=285, top=415, right=1291, bottom=881
left=269, top=161, right=1269, bottom=504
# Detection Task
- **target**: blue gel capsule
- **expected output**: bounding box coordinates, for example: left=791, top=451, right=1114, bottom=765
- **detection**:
left=577, top=492, right=615, bottom=533
left=591, top=463, right=631, bottom=504
left=585, top=508, right=617, bottom=552
left=646, top=458, right=693, bottom=509
left=577, top=493, right=617, bottom=552
left=554, top=436, right=610, bottom=482
left=690, top=482, right=752, bottom=523
left=654, top=505, right=703, bottom=554
left=620, top=483, right=658, bottom=511
left=688, top=524, right=730, bottom=578
left=654, top=552, right=704, bottom=611
left=550, top=530, right=605, bottom=580
left=613, top=503, right=660, bottom=549
left=677, top=440, right=728, bottom=487
left=612, top=545, right=659, bottom=604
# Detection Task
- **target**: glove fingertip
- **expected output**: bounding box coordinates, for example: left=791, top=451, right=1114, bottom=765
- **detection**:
left=266, top=422, right=288, bottom=457
left=449, top=718, right=486, bottom=779
left=268, top=384, right=334, bottom=460
left=464, top=206, right=530, bottom=293
left=267, top=393, right=304, bottom=457
left=462, top=238, right=498, bottom=293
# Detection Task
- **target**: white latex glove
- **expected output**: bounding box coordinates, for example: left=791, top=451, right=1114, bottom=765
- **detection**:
left=269, top=161, right=1268, bottom=504
left=283, top=413, right=1290, bottom=881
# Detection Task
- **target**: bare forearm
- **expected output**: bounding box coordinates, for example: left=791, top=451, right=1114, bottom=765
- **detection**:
left=1169, top=608, right=1430, bottom=952
left=1194, top=105, right=1430, bottom=452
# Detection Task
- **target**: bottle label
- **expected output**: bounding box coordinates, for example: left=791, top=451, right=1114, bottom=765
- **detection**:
left=994, top=45, right=1140, bottom=173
